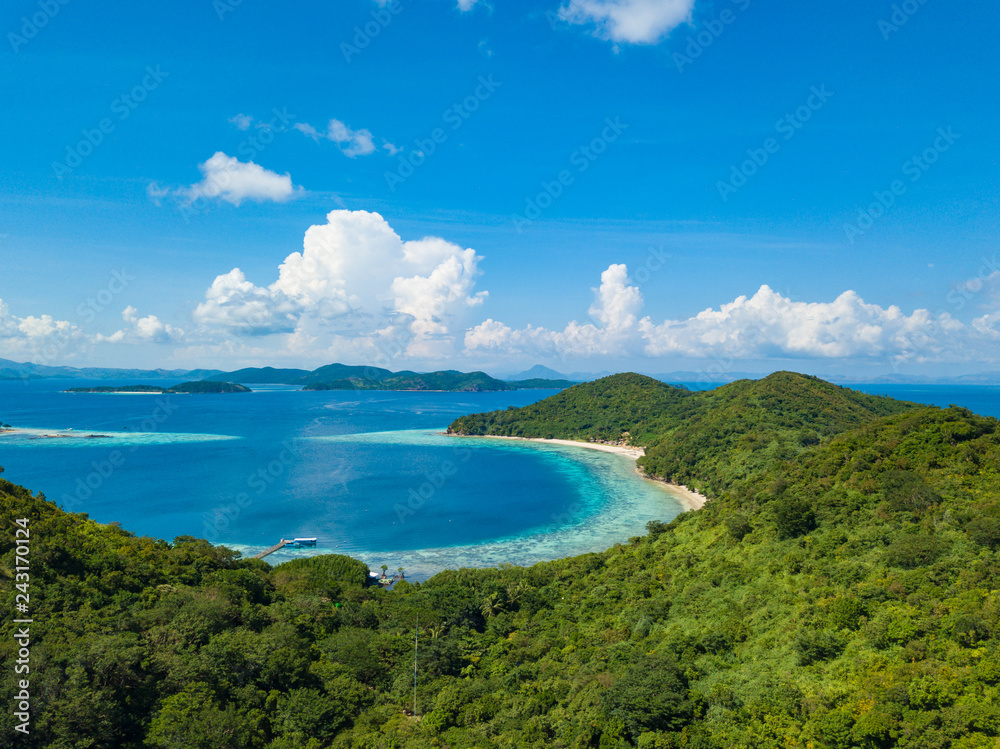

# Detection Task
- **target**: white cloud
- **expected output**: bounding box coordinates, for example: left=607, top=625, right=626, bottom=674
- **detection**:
left=465, top=265, right=979, bottom=366
left=229, top=113, right=253, bottom=131
left=0, top=298, right=86, bottom=360
left=466, top=264, right=643, bottom=358
left=294, top=119, right=378, bottom=157
left=559, top=0, right=695, bottom=44
left=98, top=306, right=184, bottom=344
left=589, top=263, right=643, bottom=331
left=149, top=152, right=304, bottom=207
left=639, top=286, right=963, bottom=362
left=457, top=0, right=480, bottom=10
left=192, top=210, right=487, bottom=360
left=194, top=269, right=303, bottom=336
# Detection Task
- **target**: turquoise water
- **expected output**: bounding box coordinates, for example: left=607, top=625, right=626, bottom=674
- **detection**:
left=0, top=380, right=685, bottom=575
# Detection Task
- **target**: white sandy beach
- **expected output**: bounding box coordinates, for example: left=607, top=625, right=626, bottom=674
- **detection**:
left=452, top=433, right=710, bottom=511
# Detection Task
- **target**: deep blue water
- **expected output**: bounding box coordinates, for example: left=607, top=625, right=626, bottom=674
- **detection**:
left=846, top=383, right=1000, bottom=418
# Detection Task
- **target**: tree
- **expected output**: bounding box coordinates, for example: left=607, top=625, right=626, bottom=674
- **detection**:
left=887, top=534, right=944, bottom=568
left=772, top=495, right=816, bottom=539
left=602, top=653, right=692, bottom=740
left=145, top=683, right=265, bottom=749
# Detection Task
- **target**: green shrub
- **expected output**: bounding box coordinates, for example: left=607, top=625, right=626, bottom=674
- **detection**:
left=882, top=470, right=941, bottom=512
left=966, top=516, right=1000, bottom=549
left=886, top=534, right=945, bottom=568
left=602, top=653, right=693, bottom=740
left=795, top=628, right=845, bottom=665
left=725, top=513, right=753, bottom=541
left=772, top=495, right=817, bottom=539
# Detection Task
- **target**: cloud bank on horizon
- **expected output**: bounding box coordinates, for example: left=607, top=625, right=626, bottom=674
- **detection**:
left=2, top=210, right=998, bottom=371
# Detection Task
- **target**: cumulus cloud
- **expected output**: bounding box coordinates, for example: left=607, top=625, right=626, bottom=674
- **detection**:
left=148, top=152, right=304, bottom=207
left=465, top=264, right=980, bottom=366
left=193, top=270, right=302, bottom=336
left=559, top=0, right=695, bottom=44
left=294, top=119, right=382, bottom=157
left=97, top=306, right=184, bottom=344
left=192, top=210, right=487, bottom=359
left=639, top=286, right=963, bottom=362
left=0, top=298, right=86, bottom=359
left=466, top=264, right=642, bottom=358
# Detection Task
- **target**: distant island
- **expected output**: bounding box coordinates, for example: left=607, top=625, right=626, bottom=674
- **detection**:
left=204, top=363, right=576, bottom=392
left=65, top=381, right=251, bottom=394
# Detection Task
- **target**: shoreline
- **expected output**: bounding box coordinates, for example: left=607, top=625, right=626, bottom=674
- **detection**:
left=449, top=433, right=709, bottom=511
left=0, top=428, right=115, bottom=440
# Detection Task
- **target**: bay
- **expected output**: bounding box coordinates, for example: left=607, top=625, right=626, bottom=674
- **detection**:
left=0, top=379, right=685, bottom=576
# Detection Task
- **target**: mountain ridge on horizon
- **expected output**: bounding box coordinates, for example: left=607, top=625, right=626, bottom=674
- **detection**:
left=3, top=357, right=1000, bottom=387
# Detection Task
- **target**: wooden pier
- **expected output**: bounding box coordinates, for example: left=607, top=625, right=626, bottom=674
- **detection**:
left=253, top=537, right=318, bottom=560
left=254, top=539, right=288, bottom=559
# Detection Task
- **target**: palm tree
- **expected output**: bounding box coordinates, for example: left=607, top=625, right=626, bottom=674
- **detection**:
left=505, top=581, right=527, bottom=605
left=480, top=592, right=503, bottom=619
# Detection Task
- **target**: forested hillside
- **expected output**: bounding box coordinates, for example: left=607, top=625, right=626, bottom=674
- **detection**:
left=2, top=376, right=999, bottom=748
left=449, top=372, right=918, bottom=495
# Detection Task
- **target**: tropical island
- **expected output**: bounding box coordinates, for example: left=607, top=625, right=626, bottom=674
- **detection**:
left=64, top=381, right=252, bottom=394
left=2, top=372, right=999, bottom=747
left=205, top=363, right=575, bottom=392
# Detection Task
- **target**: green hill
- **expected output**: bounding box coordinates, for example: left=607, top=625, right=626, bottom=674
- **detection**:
left=206, top=363, right=573, bottom=392
left=3, top=376, right=999, bottom=748
left=305, top=370, right=513, bottom=392
left=302, top=363, right=396, bottom=384
left=203, top=367, right=312, bottom=384
left=167, top=380, right=251, bottom=394
left=448, top=372, right=695, bottom=441
left=64, top=381, right=251, bottom=394
left=449, top=371, right=917, bottom=494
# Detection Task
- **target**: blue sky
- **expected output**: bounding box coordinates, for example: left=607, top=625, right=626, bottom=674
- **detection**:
left=1, top=0, right=998, bottom=377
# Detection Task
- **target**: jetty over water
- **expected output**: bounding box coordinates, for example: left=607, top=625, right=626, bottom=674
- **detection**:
left=253, top=537, right=317, bottom=560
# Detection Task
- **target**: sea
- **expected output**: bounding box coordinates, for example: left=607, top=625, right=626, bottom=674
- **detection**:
left=0, top=378, right=996, bottom=578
